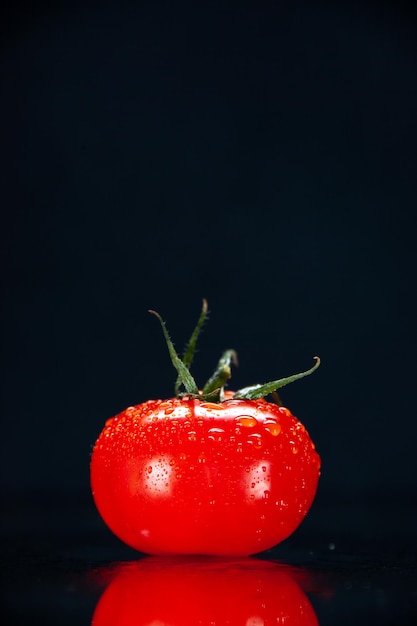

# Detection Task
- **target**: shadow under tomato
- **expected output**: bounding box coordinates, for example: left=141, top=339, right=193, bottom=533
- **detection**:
left=90, top=556, right=319, bottom=626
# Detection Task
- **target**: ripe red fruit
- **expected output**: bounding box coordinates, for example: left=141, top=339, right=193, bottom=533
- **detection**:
left=91, top=301, right=321, bottom=556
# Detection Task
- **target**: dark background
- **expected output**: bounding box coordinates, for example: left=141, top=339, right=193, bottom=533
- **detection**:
left=1, top=0, right=417, bottom=542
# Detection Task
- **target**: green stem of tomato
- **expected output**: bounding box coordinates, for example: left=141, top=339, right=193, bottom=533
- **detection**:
left=149, top=310, right=199, bottom=396
left=149, top=301, right=321, bottom=404
left=202, top=349, right=238, bottom=401
left=233, top=357, right=321, bottom=400
left=175, top=299, right=208, bottom=396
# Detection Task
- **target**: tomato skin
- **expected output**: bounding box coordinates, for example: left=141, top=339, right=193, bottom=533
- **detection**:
left=92, top=557, right=319, bottom=626
left=90, top=397, right=320, bottom=556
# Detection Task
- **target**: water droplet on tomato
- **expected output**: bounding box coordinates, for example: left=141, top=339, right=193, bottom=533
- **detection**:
left=188, top=431, right=197, bottom=441
left=263, top=420, right=281, bottom=436
left=247, top=433, right=263, bottom=449
left=147, top=466, right=153, bottom=473
left=262, top=466, right=267, bottom=472
left=292, top=447, right=299, bottom=454
left=235, top=415, right=258, bottom=428
left=198, top=454, right=206, bottom=463
left=164, top=407, right=175, bottom=415
left=263, top=490, right=270, bottom=499
left=207, top=427, right=225, bottom=442
left=200, top=402, right=226, bottom=410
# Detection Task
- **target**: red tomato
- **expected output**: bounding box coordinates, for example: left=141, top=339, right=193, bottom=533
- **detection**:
left=92, top=557, right=319, bottom=626
left=91, top=396, right=320, bottom=555
left=90, top=302, right=321, bottom=556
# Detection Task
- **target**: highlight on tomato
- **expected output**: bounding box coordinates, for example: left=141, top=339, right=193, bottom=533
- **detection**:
left=91, top=557, right=319, bottom=626
left=90, top=300, right=321, bottom=556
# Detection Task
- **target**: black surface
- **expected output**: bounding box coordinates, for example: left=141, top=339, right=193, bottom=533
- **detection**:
left=2, top=494, right=417, bottom=625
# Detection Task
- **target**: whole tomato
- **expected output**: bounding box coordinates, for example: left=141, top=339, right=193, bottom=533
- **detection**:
left=92, top=557, right=319, bottom=626
left=91, top=301, right=321, bottom=556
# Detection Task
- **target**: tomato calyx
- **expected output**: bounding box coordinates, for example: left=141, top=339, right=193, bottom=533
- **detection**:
left=149, top=300, right=320, bottom=403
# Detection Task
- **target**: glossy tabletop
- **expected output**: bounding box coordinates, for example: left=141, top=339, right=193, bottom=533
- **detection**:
left=2, top=493, right=416, bottom=625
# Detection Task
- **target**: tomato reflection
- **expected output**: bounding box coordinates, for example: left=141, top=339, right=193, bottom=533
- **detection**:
left=91, top=556, right=319, bottom=626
